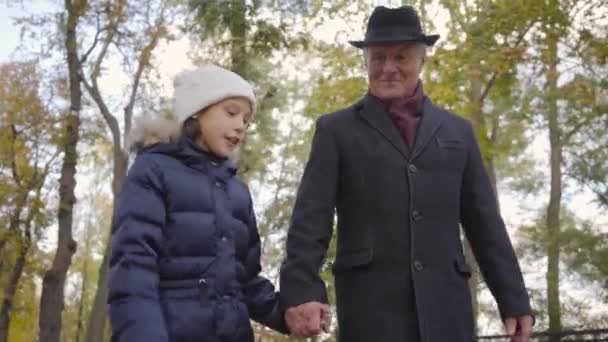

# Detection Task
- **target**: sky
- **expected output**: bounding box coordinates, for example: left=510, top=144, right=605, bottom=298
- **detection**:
left=1, top=0, right=607, bottom=334
left=0, top=4, right=27, bottom=61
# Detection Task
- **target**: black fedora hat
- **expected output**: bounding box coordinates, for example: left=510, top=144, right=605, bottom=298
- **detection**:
left=349, top=6, right=440, bottom=48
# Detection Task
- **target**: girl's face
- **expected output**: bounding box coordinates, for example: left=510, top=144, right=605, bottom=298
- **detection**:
left=195, top=97, right=252, bottom=159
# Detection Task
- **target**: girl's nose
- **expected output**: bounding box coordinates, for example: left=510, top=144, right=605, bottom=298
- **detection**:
left=234, top=120, right=245, bottom=134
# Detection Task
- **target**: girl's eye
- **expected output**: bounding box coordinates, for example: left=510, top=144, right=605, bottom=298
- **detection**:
left=227, top=111, right=237, bottom=117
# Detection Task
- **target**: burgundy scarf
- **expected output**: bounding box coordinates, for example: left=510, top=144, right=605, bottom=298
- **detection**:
left=374, top=80, right=425, bottom=149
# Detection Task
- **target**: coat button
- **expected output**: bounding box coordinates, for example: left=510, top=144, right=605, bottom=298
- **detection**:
left=221, top=236, right=227, bottom=242
left=210, top=161, right=219, bottom=167
left=215, top=181, right=223, bottom=189
left=412, top=210, right=422, bottom=222
left=409, top=164, right=418, bottom=173
left=413, top=260, right=424, bottom=271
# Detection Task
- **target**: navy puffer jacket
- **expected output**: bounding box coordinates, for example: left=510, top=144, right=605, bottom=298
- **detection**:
left=108, top=133, right=286, bottom=341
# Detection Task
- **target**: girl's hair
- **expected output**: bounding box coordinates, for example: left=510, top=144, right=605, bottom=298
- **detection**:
left=182, top=116, right=201, bottom=142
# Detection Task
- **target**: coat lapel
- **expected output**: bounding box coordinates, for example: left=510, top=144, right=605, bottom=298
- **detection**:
left=357, top=95, right=409, bottom=159
left=410, top=98, right=444, bottom=161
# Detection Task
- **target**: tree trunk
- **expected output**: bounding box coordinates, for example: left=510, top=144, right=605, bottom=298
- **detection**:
left=469, top=72, right=483, bottom=331
left=466, top=65, right=504, bottom=333
left=0, top=232, right=31, bottom=342
left=84, top=3, right=166, bottom=337
left=545, top=17, right=562, bottom=336
left=0, top=191, right=28, bottom=292
left=38, top=108, right=80, bottom=342
left=75, top=221, right=92, bottom=342
left=86, top=152, right=127, bottom=342
left=0, top=154, right=30, bottom=257
left=85, top=244, right=109, bottom=342
left=38, top=1, right=82, bottom=341
left=462, top=240, right=479, bottom=330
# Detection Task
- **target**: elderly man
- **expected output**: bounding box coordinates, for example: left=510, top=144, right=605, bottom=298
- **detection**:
left=279, top=5, right=534, bottom=342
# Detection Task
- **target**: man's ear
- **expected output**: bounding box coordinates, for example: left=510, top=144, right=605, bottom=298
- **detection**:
left=418, top=56, right=426, bottom=73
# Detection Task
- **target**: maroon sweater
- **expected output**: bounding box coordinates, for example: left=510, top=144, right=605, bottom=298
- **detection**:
left=373, top=80, right=425, bottom=150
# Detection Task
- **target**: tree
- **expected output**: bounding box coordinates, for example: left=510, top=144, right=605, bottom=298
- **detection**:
left=0, top=61, right=59, bottom=342
left=507, top=0, right=608, bottom=332
left=62, top=186, right=111, bottom=342
left=37, top=0, right=86, bottom=340
left=541, top=1, right=565, bottom=331
left=187, top=0, right=312, bottom=182
left=78, top=1, right=177, bottom=340
left=532, top=0, right=607, bottom=332
left=565, top=25, right=608, bottom=208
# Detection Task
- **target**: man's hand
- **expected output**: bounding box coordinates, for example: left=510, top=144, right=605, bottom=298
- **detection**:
left=504, top=315, right=534, bottom=342
left=285, top=302, right=331, bottom=337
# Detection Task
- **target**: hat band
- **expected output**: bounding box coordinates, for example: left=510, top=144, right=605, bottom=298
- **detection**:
left=365, top=26, right=425, bottom=41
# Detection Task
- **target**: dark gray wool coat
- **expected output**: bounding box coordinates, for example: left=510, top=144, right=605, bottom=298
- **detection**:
left=280, top=95, right=532, bottom=342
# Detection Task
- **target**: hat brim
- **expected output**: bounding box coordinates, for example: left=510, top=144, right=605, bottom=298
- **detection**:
left=349, top=34, right=440, bottom=48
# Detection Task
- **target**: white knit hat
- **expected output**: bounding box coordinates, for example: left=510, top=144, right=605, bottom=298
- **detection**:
left=172, top=65, right=256, bottom=125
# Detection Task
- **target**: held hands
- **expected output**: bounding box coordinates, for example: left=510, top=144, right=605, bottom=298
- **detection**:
left=285, top=301, right=331, bottom=337
left=504, top=315, right=534, bottom=342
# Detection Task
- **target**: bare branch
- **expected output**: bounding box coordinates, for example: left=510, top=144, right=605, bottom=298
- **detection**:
left=564, top=113, right=599, bottom=143
left=80, top=12, right=104, bottom=64
left=478, top=73, right=498, bottom=104
left=80, top=11, right=122, bottom=147
left=123, top=4, right=169, bottom=146
left=478, top=20, right=536, bottom=103
left=23, top=169, right=46, bottom=234
left=81, top=75, right=122, bottom=148
left=441, top=0, right=467, bottom=32
left=90, top=28, right=113, bottom=86
left=567, top=0, right=594, bottom=23
left=41, top=150, right=62, bottom=182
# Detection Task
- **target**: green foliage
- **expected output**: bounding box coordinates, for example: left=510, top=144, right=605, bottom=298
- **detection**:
left=517, top=207, right=608, bottom=328
left=0, top=60, right=60, bottom=342
left=186, top=0, right=312, bottom=184
left=304, top=43, right=367, bottom=120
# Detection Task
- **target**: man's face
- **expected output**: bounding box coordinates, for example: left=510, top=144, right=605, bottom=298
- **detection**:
left=366, top=42, right=425, bottom=100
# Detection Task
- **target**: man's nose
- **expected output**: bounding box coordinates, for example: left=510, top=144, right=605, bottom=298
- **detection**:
left=382, top=58, right=398, bottom=73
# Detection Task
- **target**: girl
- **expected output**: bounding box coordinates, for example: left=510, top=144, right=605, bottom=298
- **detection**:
left=108, top=65, right=287, bottom=341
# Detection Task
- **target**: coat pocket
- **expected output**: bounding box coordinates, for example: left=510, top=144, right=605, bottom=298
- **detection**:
left=437, top=137, right=465, bottom=150
left=332, top=249, right=373, bottom=274
left=454, top=257, right=472, bottom=278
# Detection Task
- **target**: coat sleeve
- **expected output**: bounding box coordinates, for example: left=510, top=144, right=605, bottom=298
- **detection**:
left=459, top=121, right=533, bottom=320
left=108, top=154, right=168, bottom=342
left=279, top=115, right=337, bottom=308
left=242, top=197, right=288, bottom=334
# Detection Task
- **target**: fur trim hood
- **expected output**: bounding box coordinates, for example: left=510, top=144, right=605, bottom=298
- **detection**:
left=127, top=115, right=181, bottom=153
